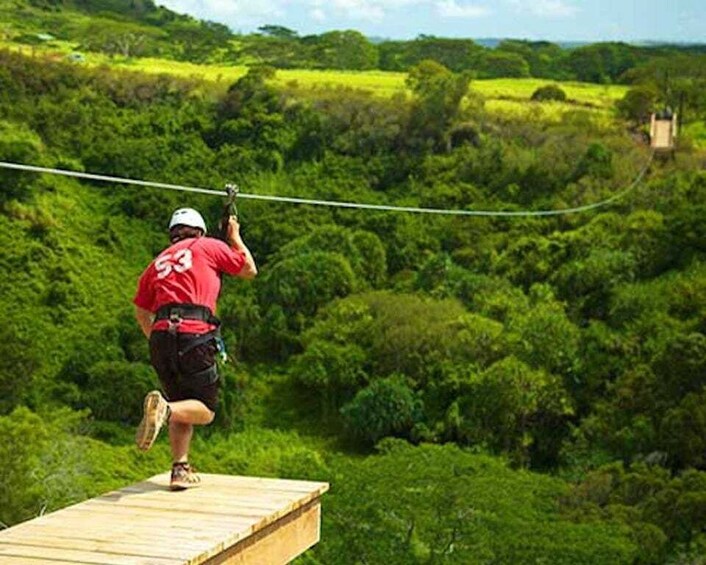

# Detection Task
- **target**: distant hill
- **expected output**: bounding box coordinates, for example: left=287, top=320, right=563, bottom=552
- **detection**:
left=473, top=37, right=706, bottom=50
left=1, top=0, right=234, bottom=61
left=16, top=0, right=173, bottom=22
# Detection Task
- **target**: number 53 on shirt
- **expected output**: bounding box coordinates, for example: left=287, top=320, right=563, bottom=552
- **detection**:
left=155, top=249, right=193, bottom=279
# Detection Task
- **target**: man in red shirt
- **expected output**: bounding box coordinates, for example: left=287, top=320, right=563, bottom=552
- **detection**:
left=133, top=207, right=257, bottom=490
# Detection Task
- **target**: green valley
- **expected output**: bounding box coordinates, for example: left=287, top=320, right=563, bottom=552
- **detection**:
left=1, top=1, right=706, bottom=563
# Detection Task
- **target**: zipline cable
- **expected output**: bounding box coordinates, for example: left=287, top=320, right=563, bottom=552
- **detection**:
left=0, top=151, right=654, bottom=217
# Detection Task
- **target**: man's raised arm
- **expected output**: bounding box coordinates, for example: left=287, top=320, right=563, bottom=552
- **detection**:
left=227, top=216, right=257, bottom=279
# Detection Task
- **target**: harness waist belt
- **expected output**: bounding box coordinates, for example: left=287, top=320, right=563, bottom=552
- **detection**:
left=155, top=303, right=220, bottom=326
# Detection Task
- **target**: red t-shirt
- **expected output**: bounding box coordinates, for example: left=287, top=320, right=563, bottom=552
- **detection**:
left=133, top=237, right=245, bottom=334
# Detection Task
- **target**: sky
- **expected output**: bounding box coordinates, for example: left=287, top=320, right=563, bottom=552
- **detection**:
left=156, top=0, right=705, bottom=43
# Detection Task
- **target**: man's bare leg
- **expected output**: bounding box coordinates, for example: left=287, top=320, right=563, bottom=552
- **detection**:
left=166, top=399, right=214, bottom=490
left=169, top=421, right=193, bottom=463
left=167, top=399, right=214, bottom=462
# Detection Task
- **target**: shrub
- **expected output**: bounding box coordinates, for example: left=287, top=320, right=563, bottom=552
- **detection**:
left=341, top=375, right=422, bottom=445
left=290, top=340, right=369, bottom=414
left=531, top=84, right=567, bottom=102
left=0, top=120, right=45, bottom=202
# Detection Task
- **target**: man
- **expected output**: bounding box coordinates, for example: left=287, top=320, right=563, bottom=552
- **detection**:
left=133, top=207, right=257, bottom=490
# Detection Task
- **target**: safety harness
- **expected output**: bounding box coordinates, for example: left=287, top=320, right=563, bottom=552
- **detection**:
left=155, top=303, right=221, bottom=357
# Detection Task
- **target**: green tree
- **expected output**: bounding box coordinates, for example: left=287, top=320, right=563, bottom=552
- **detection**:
left=572, top=143, right=614, bottom=181
left=616, top=85, right=659, bottom=124
left=406, top=60, right=470, bottom=149
left=341, top=375, right=422, bottom=445
left=453, top=356, right=573, bottom=466
left=0, top=327, right=42, bottom=415
left=563, top=462, right=706, bottom=561
left=660, top=390, right=706, bottom=468
left=308, top=30, right=378, bottom=70
left=0, top=120, right=45, bottom=203
left=379, top=36, right=483, bottom=72
left=506, top=285, right=580, bottom=378
left=497, top=40, right=566, bottom=78
left=257, top=251, right=357, bottom=345
left=274, top=225, right=387, bottom=288
left=482, top=50, right=530, bottom=78
left=257, top=25, right=298, bottom=39
left=567, top=43, right=637, bottom=83
left=242, top=35, right=303, bottom=68
left=290, top=340, right=368, bottom=416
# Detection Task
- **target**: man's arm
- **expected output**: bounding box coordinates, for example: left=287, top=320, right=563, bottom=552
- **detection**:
left=227, top=216, right=258, bottom=279
left=135, top=306, right=154, bottom=339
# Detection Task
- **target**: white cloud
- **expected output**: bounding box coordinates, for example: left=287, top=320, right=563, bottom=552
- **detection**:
left=304, top=0, right=428, bottom=23
left=158, top=0, right=285, bottom=22
left=161, top=1, right=456, bottom=28
left=509, top=0, right=579, bottom=18
left=435, top=0, right=489, bottom=18
left=330, top=0, right=385, bottom=22
left=309, top=8, right=327, bottom=21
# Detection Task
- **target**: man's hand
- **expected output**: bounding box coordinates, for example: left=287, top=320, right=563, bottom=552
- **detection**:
left=226, top=216, right=242, bottom=245
left=225, top=215, right=257, bottom=279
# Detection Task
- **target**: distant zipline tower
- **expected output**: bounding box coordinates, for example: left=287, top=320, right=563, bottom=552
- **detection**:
left=650, top=109, right=677, bottom=157
left=649, top=68, right=679, bottom=159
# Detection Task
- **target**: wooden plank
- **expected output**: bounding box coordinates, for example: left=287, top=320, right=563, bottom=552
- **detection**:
left=27, top=518, right=244, bottom=543
left=62, top=503, right=263, bottom=524
left=115, top=474, right=329, bottom=497
left=103, top=485, right=322, bottom=505
left=0, top=533, right=223, bottom=559
left=0, top=534, right=211, bottom=560
left=7, top=516, right=229, bottom=539
left=1, top=531, right=210, bottom=554
left=0, top=558, right=87, bottom=565
left=0, top=543, right=181, bottom=565
left=182, top=474, right=328, bottom=493
left=83, top=500, right=280, bottom=524
left=89, top=492, right=297, bottom=513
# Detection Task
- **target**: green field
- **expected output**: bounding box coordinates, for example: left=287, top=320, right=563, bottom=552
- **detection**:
left=472, top=78, right=627, bottom=105
left=112, top=57, right=629, bottom=108
left=2, top=40, right=627, bottom=109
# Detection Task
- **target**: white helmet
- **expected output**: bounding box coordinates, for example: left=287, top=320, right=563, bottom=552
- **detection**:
left=169, top=208, right=207, bottom=233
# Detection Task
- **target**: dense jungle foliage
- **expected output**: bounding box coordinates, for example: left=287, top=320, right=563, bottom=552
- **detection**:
left=1, top=11, right=706, bottom=563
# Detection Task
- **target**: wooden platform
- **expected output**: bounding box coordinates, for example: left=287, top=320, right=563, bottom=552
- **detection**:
left=650, top=112, right=678, bottom=153
left=0, top=473, right=329, bottom=565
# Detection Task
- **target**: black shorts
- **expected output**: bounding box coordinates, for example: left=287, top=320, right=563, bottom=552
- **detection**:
left=149, top=331, right=220, bottom=412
